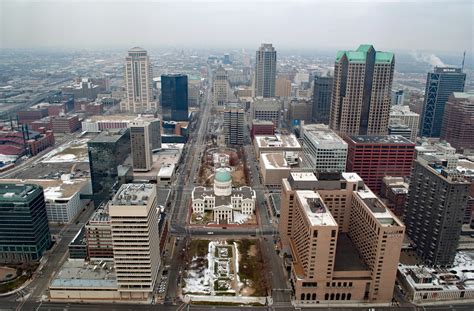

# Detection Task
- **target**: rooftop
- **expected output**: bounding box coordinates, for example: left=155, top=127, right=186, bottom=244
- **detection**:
left=296, top=190, right=337, bottom=227
left=261, top=153, right=289, bottom=169
left=192, top=186, right=255, bottom=203
left=336, top=44, right=394, bottom=64
left=50, top=259, right=117, bottom=290
left=348, top=135, right=413, bottom=145
left=0, top=177, right=88, bottom=200
left=356, top=189, right=402, bottom=226
left=255, top=134, right=301, bottom=149
left=88, top=128, right=128, bottom=143
left=302, top=124, right=347, bottom=148
left=215, top=168, right=232, bottom=182
left=0, top=183, right=40, bottom=201
left=290, top=172, right=318, bottom=182
left=111, top=184, right=155, bottom=206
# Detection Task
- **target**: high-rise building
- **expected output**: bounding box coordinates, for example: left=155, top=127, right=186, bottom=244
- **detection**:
left=312, top=76, right=333, bottom=124
left=388, top=122, right=412, bottom=141
left=109, top=184, right=161, bottom=300
left=288, top=99, right=312, bottom=124
left=85, top=204, right=113, bottom=260
left=0, top=183, right=51, bottom=263
left=330, top=44, right=395, bottom=135
left=279, top=172, right=404, bottom=303
left=301, top=124, right=347, bottom=172
left=391, top=89, right=405, bottom=106
left=88, top=129, right=131, bottom=205
left=344, top=135, right=415, bottom=193
left=130, top=121, right=153, bottom=172
left=420, top=67, right=466, bottom=138
left=275, top=77, right=292, bottom=98
left=161, top=74, right=188, bottom=121
left=255, top=43, right=277, bottom=98
left=389, top=105, right=420, bottom=142
left=223, top=104, right=244, bottom=145
left=213, top=66, right=230, bottom=106
left=405, top=154, right=470, bottom=267
left=123, top=47, right=156, bottom=113
left=251, top=97, right=281, bottom=127
left=440, top=92, right=474, bottom=152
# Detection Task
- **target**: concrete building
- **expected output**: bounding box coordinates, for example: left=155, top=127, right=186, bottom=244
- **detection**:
left=109, top=184, right=161, bottom=300
left=301, top=124, right=348, bottom=173
left=251, top=97, right=282, bottom=127
left=250, top=119, right=275, bottom=138
left=391, top=89, right=405, bottom=106
left=276, top=77, right=292, bottom=98
left=87, top=129, right=131, bottom=205
left=415, top=139, right=458, bottom=170
left=123, top=47, right=156, bottom=113
left=420, top=67, right=466, bottom=138
left=259, top=152, right=291, bottom=188
left=388, top=122, right=412, bottom=141
left=130, top=121, right=153, bottom=172
left=192, top=168, right=256, bottom=223
left=161, top=74, right=188, bottom=121
left=330, top=44, right=395, bottom=135
left=0, top=178, right=90, bottom=224
left=0, top=183, right=51, bottom=263
left=223, top=104, right=244, bottom=145
left=51, top=114, right=81, bottom=134
left=254, top=134, right=302, bottom=159
left=440, top=92, right=474, bottom=153
left=380, top=176, right=409, bottom=219
left=389, top=105, right=420, bottom=142
left=312, top=76, right=333, bottom=124
left=62, top=78, right=100, bottom=100
left=85, top=204, right=113, bottom=260
left=255, top=43, right=277, bottom=98
left=404, top=153, right=470, bottom=267
left=213, top=66, right=230, bottom=106
left=345, top=135, right=415, bottom=193
left=288, top=99, right=312, bottom=124
left=279, top=172, right=404, bottom=304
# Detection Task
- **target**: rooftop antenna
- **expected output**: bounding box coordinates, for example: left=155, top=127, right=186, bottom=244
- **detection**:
left=461, top=51, right=466, bottom=71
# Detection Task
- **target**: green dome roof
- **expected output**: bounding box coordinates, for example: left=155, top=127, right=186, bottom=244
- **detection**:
left=215, top=169, right=232, bottom=183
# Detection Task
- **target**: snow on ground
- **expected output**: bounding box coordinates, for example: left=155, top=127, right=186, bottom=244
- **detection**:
left=41, top=139, right=89, bottom=163
left=233, top=211, right=251, bottom=224
left=182, top=255, right=212, bottom=294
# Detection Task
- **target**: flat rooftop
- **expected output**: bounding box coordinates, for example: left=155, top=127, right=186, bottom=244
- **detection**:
left=133, top=148, right=181, bottom=181
left=356, top=189, right=402, bottom=226
left=303, top=124, right=347, bottom=147
left=111, top=184, right=155, bottom=206
left=88, top=128, right=128, bottom=143
left=296, top=190, right=337, bottom=227
left=255, top=134, right=301, bottom=149
left=88, top=205, right=111, bottom=224
left=0, top=177, right=88, bottom=200
left=348, top=135, right=413, bottom=145
left=261, top=153, right=289, bottom=169
left=334, top=233, right=369, bottom=271
left=341, top=172, right=363, bottom=183
left=0, top=183, right=40, bottom=201
left=50, top=259, right=117, bottom=290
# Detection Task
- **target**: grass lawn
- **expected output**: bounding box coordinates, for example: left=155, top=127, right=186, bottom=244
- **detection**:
left=236, top=239, right=269, bottom=297
left=0, top=275, right=28, bottom=294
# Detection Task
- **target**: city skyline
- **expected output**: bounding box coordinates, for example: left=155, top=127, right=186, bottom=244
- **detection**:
left=1, top=0, right=472, bottom=54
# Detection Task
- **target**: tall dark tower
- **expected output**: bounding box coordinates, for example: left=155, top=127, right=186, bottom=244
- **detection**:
left=161, top=74, right=189, bottom=121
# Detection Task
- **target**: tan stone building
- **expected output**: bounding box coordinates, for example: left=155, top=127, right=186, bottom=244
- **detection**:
left=279, top=171, right=404, bottom=305
left=330, top=44, right=394, bottom=135
left=259, top=152, right=291, bottom=188
left=276, top=77, right=292, bottom=98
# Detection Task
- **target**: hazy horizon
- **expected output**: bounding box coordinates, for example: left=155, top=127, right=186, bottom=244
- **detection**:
left=1, top=0, right=472, bottom=54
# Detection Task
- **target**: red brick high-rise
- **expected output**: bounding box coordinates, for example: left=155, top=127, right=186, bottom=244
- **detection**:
left=344, top=135, right=415, bottom=193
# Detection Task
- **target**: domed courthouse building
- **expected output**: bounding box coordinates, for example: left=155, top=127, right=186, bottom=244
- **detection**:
left=191, top=167, right=256, bottom=223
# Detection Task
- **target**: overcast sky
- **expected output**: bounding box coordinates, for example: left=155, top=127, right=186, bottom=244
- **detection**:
left=0, top=0, right=472, bottom=53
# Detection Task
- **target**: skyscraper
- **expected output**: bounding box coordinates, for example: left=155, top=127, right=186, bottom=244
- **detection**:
left=130, top=121, right=153, bottom=172
left=87, top=129, right=131, bottom=205
left=109, top=184, right=161, bottom=300
left=223, top=104, right=244, bottom=145
left=123, top=47, right=156, bottom=113
left=404, top=154, right=470, bottom=266
left=279, top=172, right=404, bottom=303
left=255, top=43, right=277, bottom=98
left=213, top=66, right=230, bottom=106
left=312, top=76, right=333, bottom=124
left=330, top=44, right=395, bottom=135
left=440, top=92, right=474, bottom=152
left=0, top=183, right=51, bottom=263
left=420, top=67, right=466, bottom=138
left=161, top=74, right=188, bottom=121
